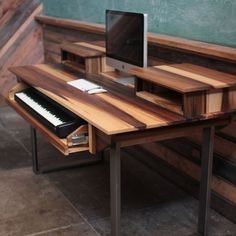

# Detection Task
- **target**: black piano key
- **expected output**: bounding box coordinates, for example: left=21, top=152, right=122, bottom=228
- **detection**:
left=15, top=87, right=86, bottom=138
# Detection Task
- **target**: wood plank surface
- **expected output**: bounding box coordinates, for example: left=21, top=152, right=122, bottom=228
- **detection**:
left=36, top=15, right=236, bottom=63
left=140, top=142, right=236, bottom=203
left=126, top=145, right=236, bottom=223
left=34, top=18, right=236, bottom=223
left=129, top=67, right=211, bottom=93
left=160, top=138, right=236, bottom=185
left=0, top=0, right=43, bottom=98
left=35, top=15, right=105, bottom=34
left=136, top=91, right=183, bottom=115
left=9, top=63, right=186, bottom=135
left=75, top=41, right=106, bottom=53
left=61, top=43, right=104, bottom=58
left=155, top=64, right=236, bottom=89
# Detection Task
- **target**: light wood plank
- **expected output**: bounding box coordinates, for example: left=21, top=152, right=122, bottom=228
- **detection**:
left=36, top=15, right=236, bottom=62
left=156, top=65, right=227, bottom=89
left=141, top=142, right=236, bottom=203
left=136, top=91, right=183, bottom=115
left=129, top=67, right=211, bottom=93
left=9, top=64, right=186, bottom=135
left=156, top=64, right=236, bottom=89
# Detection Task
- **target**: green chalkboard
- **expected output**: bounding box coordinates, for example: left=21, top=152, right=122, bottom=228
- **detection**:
left=43, top=0, right=236, bottom=48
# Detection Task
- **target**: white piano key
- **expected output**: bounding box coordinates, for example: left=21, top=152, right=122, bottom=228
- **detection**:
left=15, top=92, right=64, bottom=126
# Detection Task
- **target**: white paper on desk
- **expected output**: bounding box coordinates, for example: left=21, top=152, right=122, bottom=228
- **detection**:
left=67, top=79, right=102, bottom=92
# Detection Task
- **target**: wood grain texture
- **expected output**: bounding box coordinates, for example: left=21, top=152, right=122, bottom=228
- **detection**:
left=34, top=18, right=236, bottom=223
left=7, top=96, right=89, bottom=155
left=8, top=82, right=89, bottom=155
left=9, top=63, right=186, bottom=135
left=136, top=91, right=183, bottom=115
left=140, top=142, right=236, bottom=204
left=126, top=145, right=236, bottom=223
left=133, top=62, right=236, bottom=117
left=160, top=137, right=236, bottom=185
left=155, top=64, right=236, bottom=89
left=130, top=67, right=211, bottom=93
left=0, top=0, right=43, bottom=98
left=36, top=15, right=105, bottom=34
left=36, top=15, right=236, bottom=63
left=61, top=43, right=104, bottom=58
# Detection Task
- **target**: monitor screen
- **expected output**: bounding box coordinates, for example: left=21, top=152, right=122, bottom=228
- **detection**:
left=106, top=10, right=147, bottom=71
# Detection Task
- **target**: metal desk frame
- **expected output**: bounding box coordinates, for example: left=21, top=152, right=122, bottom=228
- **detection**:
left=108, top=123, right=219, bottom=236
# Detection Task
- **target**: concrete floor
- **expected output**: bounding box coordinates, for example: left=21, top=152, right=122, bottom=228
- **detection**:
left=0, top=104, right=235, bottom=236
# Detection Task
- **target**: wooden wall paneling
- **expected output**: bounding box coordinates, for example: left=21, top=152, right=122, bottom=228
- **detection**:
left=0, top=0, right=41, bottom=49
left=125, top=145, right=236, bottom=223
left=188, top=131, right=236, bottom=165
left=0, top=0, right=26, bottom=27
left=0, top=0, right=43, bottom=100
left=140, top=142, right=236, bottom=205
left=36, top=15, right=236, bottom=64
left=36, top=16, right=236, bottom=222
left=0, top=21, right=43, bottom=95
left=159, top=138, right=236, bottom=185
left=42, top=25, right=104, bottom=64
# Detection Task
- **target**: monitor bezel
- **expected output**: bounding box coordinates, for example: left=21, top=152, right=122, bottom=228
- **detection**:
left=105, top=10, right=148, bottom=72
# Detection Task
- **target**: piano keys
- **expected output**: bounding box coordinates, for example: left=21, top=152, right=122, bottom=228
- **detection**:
left=15, top=87, right=86, bottom=138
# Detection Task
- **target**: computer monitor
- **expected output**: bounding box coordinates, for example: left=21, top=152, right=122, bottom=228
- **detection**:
left=106, top=10, right=148, bottom=72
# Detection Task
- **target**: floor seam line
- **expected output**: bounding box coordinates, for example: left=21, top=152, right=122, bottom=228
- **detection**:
left=0, top=118, right=31, bottom=156
left=46, top=178, right=102, bottom=236
left=23, top=223, right=83, bottom=236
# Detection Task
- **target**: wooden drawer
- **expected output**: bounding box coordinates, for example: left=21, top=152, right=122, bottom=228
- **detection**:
left=7, top=83, right=96, bottom=155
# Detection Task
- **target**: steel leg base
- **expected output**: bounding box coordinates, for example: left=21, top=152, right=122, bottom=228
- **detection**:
left=110, top=143, right=121, bottom=236
left=31, top=126, right=40, bottom=174
left=198, top=126, right=215, bottom=236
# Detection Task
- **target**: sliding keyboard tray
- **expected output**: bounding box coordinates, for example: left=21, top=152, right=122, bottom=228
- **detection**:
left=7, top=82, right=95, bottom=155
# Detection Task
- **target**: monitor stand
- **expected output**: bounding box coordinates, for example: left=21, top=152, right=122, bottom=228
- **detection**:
left=107, top=70, right=135, bottom=87
left=115, top=76, right=135, bottom=86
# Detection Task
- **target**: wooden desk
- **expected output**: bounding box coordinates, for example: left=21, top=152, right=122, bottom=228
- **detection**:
left=8, top=63, right=236, bottom=236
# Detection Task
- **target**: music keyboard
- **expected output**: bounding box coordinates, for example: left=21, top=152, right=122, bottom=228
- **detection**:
left=15, top=87, right=86, bottom=138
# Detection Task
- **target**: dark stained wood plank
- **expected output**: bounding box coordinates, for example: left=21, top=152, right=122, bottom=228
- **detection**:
left=43, top=25, right=104, bottom=45
left=160, top=138, right=236, bottom=185
left=36, top=15, right=105, bottom=34
left=9, top=64, right=191, bottom=134
left=148, top=33, right=236, bottom=63
left=188, top=129, right=236, bottom=164
left=9, top=65, right=148, bottom=131
left=45, top=51, right=61, bottom=63
left=125, top=145, right=236, bottom=223
left=45, top=63, right=186, bottom=123
left=0, top=0, right=26, bottom=28
left=35, top=15, right=236, bottom=222
left=0, top=0, right=41, bottom=49
left=36, top=15, right=236, bottom=63
left=130, top=67, right=211, bottom=93
left=159, top=63, right=236, bottom=88
left=0, top=0, right=43, bottom=96
left=61, top=43, right=104, bottom=58
left=0, top=19, right=43, bottom=96
left=140, top=142, right=236, bottom=203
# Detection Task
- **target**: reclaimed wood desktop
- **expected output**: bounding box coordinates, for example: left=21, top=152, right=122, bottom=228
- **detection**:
left=8, top=63, right=236, bottom=236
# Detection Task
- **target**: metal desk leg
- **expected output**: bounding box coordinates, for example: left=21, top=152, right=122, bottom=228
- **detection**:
left=110, top=143, right=121, bottom=236
left=30, top=126, right=40, bottom=174
left=198, top=126, right=215, bottom=236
